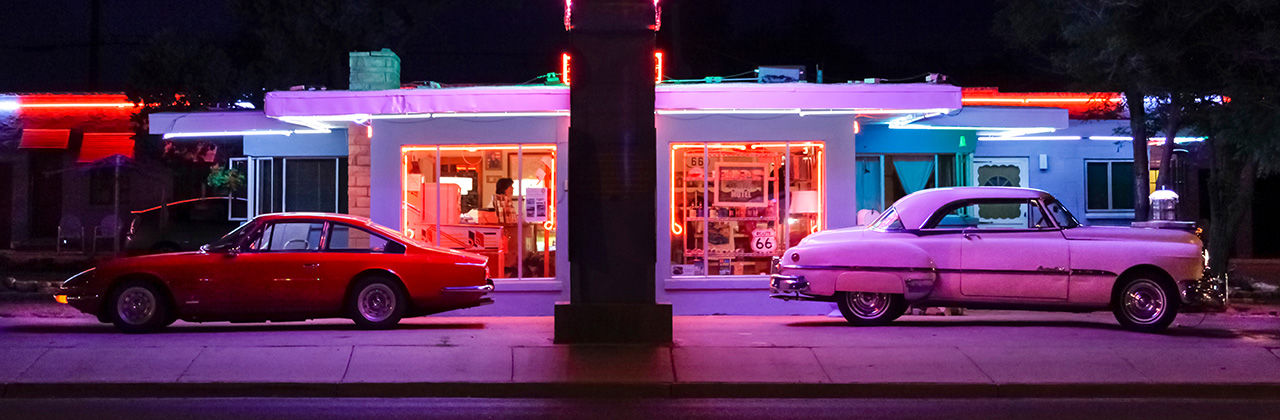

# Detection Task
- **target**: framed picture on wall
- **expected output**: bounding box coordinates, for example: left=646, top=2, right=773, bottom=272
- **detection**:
left=713, top=162, right=768, bottom=207
left=485, top=151, right=502, bottom=170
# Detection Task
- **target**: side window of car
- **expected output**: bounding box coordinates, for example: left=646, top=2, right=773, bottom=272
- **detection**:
left=971, top=200, right=1054, bottom=230
left=927, top=202, right=980, bottom=229
left=248, top=222, right=325, bottom=251
left=327, top=223, right=401, bottom=253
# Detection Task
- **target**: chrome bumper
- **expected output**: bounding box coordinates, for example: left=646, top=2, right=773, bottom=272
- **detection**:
left=441, top=284, right=495, bottom=294
left=1179, top=276, right=1228, bottom=312
left=770, top=274, right=819, bottom=301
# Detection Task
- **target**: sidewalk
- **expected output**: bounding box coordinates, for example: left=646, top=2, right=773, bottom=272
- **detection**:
left=2, top=312, right=1279, bottom=399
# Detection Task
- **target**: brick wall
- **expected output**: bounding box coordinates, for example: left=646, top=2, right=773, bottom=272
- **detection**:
left=347, top=123, right=372, bottom=218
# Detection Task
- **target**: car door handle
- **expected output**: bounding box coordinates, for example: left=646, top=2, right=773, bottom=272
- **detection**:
left=963, top=232, right=978, bottom=240
left=303, top=263, right=320, bottom=268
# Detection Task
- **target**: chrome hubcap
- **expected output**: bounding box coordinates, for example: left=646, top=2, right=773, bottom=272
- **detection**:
left=357, top=284, right=395, bottom=322
left=1123, top=279, right=1167, bottom=324
left=847, top=292, right=891, bottom=319
left=116, top=287, right=155, bottom=325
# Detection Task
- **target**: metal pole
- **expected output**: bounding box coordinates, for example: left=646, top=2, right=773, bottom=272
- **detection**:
left=113, top=155, right=120, bottom=256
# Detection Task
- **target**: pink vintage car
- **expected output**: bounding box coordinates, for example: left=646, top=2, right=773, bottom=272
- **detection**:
left=771, top=187, right=1212, bottom=332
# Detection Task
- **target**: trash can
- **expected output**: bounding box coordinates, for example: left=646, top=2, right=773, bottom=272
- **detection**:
left=1150, top=189, right=1179, bottom=221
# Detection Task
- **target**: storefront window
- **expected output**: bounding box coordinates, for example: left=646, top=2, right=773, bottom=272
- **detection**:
left=670, top=142, right=824, bottom=277
left=860, top=153, right=960, bottom=213
left=402, top=144, right=557, bottom=280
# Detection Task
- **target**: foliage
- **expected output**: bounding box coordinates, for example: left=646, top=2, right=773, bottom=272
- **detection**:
left=205, top=164, right=246, bottom=195
left=230, top=0, right=413, bottom=92
left=997, top=0, right=1280, bottom=273
left=124, top=1, right=413, bottom=199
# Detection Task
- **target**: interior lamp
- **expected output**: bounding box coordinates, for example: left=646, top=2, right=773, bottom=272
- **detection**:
left=790, top=191, right=820, bottom=214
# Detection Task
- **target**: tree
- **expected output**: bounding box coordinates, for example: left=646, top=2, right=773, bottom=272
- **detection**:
left=125, top=1, right=414, bottom=201
left=231, top=0, right=413, bottom=95
left=998, top=0, right=1280, bottom=274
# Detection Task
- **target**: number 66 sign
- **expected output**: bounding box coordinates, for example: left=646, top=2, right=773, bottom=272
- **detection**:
left=751, top=229, right=776, bottom=253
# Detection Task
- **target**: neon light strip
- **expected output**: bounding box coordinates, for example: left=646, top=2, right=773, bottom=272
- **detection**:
left=655, top=51, right=664, bottom=83
left=668, top=141, right=826, bottom=236
left=815, top=147, right=825, bottom=233
left=1091, top=136, right=1207, bottom=142
left=658, top=108, right=957, bottom=116
left=423, top=111, right=570, bottom=118
left=162, top=129, right=330, bottom=139
left=977, top=136, right=1083, bottom=141
left=962, top=97, right=1122, bottom=104
left=402, top=150, right=411, bottom=235
left=977, top=135, right=1207, bottom=143
left=18, top=102, right=137, bottom=108
left=562, top=53, right=572, bottom=86
left=403, top=145, right=557, bottom=152
left=670, top=146, right=682, bottom=235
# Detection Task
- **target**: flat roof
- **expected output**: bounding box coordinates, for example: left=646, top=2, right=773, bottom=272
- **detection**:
left=263, top=83, right=962, bottom=119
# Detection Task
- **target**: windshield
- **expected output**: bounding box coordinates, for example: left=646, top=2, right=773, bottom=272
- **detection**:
left=203, top=221, right=255, bottom=252
left=1044, top=199, right=1080, bottom=228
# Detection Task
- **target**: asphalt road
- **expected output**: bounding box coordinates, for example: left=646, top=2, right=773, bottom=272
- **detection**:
left=4, top=397, right=1279, bottom=420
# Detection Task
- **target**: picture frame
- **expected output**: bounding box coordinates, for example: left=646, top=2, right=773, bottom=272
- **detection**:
left=485, top=151, right=502, bottom=170
left=713, top=162, right=768, bottom=207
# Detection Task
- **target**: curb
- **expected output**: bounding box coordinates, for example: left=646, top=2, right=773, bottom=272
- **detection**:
left=5, top=382, right=1280, bottom=399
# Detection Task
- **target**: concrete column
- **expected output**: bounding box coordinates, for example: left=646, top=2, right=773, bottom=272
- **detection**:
left=555, top=0, right=672, bottom=343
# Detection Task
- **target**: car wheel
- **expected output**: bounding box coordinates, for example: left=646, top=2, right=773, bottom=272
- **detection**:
left=1113, top=275, right=1179, bottom=333
left=836, top=291, right=907, bottom=326
left=348, top=275, right=407, bottom=329
left=107, top=279, right=172, bottom=333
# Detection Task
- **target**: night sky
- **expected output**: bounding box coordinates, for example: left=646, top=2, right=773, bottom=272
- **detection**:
left=0, top=0, right=1064, bottom=93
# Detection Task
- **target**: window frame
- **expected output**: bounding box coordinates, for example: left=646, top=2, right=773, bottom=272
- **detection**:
left=1084, top=159, right=1136, bottom=212
left=282, top=157, right=343, bottom=213
left=921, top=198, right=1062, bottom=232
left=323, top=222, right=406, bottom=254
left=243, top=219, right=330, bottom=253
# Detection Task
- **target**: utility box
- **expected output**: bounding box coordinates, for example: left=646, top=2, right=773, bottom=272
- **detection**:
left=349, top=49, right=400, bottom=91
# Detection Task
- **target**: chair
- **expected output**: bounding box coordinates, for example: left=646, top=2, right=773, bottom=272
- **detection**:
left=93, top=215, right=121, bottom=255
left=56, top=215, right=84, bottom=253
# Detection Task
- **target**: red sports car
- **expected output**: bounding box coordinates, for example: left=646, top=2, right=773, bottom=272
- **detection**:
left=56, top=213, right=494, bottom=333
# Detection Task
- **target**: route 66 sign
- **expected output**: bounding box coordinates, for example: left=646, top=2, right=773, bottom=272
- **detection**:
left=751, top=229, right=776, bottom=253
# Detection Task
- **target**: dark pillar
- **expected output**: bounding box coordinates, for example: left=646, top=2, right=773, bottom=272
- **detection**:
left=555, top=0, right=672, bottom=344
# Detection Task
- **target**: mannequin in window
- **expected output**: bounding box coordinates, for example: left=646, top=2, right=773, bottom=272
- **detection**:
left=492, top=177, right=518, bottom=276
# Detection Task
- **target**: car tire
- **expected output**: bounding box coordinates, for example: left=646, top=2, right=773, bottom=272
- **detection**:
left=1113, top=274, right=1179, bottom=333
left=348, top=275, right=407, bottom=329
left=836, top=291, right=908, bottom=326
left=107, top=279, right=172, bottom=333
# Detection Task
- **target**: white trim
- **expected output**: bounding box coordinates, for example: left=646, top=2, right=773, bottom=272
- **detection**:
left=665, top=276, right=770, bottom=290
left=1084, top=211, right=1137, bottom=219
left=1084, top=159, right=1136, bottom=212
left=228, top=157, right=249, bottom=221
left=492, top=278, right=562, bottom=292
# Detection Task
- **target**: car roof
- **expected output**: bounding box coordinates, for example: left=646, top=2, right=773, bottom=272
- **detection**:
left=253, top=212, right=374, bottom=224
left=890, top=187, right=1055, bottom=229
left=250, top=212, right=416, bottom=243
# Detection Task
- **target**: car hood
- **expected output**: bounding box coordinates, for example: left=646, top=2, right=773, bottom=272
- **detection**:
left=1062, top=226, right=1199, bottom=245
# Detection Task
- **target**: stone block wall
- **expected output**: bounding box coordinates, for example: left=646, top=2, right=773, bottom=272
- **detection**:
left=347, top=123, right=372, bottom=218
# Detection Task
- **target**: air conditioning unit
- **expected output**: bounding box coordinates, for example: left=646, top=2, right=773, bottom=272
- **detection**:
left=757, top=66, right=805, bottom=83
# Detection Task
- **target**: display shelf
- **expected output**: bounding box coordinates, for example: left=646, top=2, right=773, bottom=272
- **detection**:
left=684, top=250, right=780, bottom=258
left=684, top=216, right=777, bottom=222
